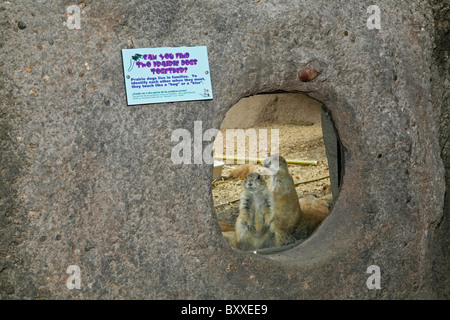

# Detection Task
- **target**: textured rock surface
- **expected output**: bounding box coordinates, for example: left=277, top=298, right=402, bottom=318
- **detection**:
left=321, top=109, right=343, bottom=206
left=428, top=0, right=450, bottom=299
left=220, top=93, right=322, bottom=129
left=0, top=0, right=447, bottom=299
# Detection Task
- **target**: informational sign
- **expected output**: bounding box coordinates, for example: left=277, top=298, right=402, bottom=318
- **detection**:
left=122, top=46, right=213, bottom=105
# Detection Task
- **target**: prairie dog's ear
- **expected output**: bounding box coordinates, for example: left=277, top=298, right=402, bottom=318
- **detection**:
left=263, top=154, right=283, bottom=167
left=263, top=155, right=272, bottom=168
left=263, top=154, right=283, bottom=176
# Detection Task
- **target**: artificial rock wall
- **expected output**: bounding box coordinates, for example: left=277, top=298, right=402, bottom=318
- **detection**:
left=1, top=0, right=448, bottom=299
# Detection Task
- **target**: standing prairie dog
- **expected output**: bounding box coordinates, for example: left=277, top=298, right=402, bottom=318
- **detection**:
left=235, top=172, right=281, bottom=250
left=263, top=154, right=302, bottom=243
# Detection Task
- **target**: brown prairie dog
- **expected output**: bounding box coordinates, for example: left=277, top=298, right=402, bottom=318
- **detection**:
left=298, top=195, right=329, bottom=234
left=321, top=184, right=331, bottom=195
left=219, top=222, right=237, bottom=247
left=263, top=154, right=302, bottom=243
left=235, top=172, right=281, bottom=250
left=219, top=221, right=234, bottom=232
left=228, top=164, right=260, bottom=180
left=222, top=231, right=237, bottom=248
left=319, top=184, right=333, bottom=202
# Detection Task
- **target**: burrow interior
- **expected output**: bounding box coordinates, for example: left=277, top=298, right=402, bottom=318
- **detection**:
left=212, top=92, right=341, bottom=251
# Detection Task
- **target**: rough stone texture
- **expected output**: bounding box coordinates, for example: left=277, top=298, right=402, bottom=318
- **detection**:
left=428, top=0, right=450, bottom=299
left=0, top=0, right=447, bottom=299
left=321, top=109, right=343, bottom=206
left=220, top=93, right=322, bottom=129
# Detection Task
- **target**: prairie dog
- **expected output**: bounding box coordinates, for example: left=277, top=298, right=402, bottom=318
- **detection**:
left=321, top=184, right=332, bottom=195
left=235, top=172, right=281, bottom=250
left=222, top=231, right=237, bottom=248
left=219, top=221, right=234, bottom=232
left=228, top=164, right=260, bottom=180
left=263, top=154, right=302, bottom=243
left=298, top=195, right=329, bottom=234
left=319, top=184, right=333, bottom=202
left=220, top=221, right=238, bottom=247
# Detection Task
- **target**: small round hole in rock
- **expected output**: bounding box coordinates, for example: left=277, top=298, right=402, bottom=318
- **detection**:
left=212, top=93, right=340, bottom=254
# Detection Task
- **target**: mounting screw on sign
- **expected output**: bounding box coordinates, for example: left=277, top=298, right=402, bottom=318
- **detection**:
left=366, top=265, right=381, bottom=289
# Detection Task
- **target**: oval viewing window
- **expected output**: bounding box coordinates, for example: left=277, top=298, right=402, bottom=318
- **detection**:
left=212, top=93, right=340, bottom=254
